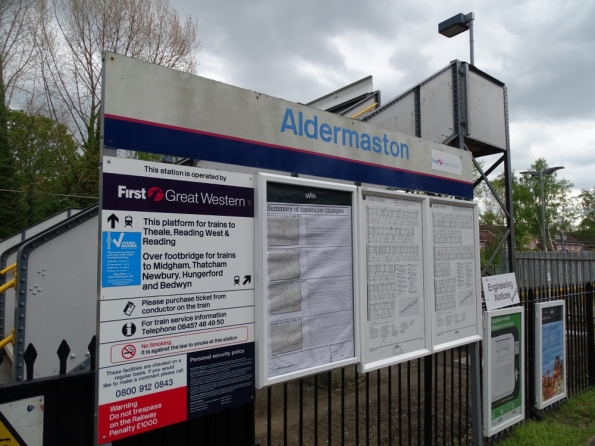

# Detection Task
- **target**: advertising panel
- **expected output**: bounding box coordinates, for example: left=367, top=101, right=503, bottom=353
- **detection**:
left=102, top=52, right=474, bottom=199
left=358, top=188, right=431, bottom=372
left=97, top=157, right=255, bottom=444
left=429, top=198, right=481, bottom=351
left=483, top=306, right=525, bottom=437
left=255, top=174, right=358, bottom=387
left=535, top=300, right=566, bottom=409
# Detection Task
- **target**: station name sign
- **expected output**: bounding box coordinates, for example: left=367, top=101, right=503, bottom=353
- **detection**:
left=102, top=52, right=473, bottom=199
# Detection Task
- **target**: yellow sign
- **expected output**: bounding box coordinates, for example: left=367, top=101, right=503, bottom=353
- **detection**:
left=0, top=411, right=27, bottom=446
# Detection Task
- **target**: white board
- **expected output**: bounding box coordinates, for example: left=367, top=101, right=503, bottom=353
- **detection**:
left=97, top=157, right=255, bottom=444
left=255, top=174, right=359, bottom=387
left=429, top=197, right=481, bottom=351
left=358, top=188, right=431, bottom=372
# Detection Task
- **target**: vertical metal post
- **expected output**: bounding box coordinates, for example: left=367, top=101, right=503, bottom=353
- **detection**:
left=540, top=171, right=547, bottom=252
left=468, top=16, right=475, bottom=66
left=470, top=341, right=483, bottom=445
left=586, top=282, right=595, bottom=386
left=424, top=355, right=433, bottom=446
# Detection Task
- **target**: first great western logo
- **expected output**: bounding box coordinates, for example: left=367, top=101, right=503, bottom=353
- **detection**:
left=117, top=185, right=245, bottom=206
left=103, top=173, right=254, bottom=218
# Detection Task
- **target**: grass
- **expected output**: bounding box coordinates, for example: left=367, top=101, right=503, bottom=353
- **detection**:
left=496, top=387, right=595, bottom=446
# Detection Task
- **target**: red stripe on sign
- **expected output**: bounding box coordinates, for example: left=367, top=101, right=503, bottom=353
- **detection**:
left=98, top=386, right=187, bottom=444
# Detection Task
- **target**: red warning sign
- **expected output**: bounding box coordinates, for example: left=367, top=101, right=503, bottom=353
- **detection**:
left=121, top=345, right=136, bottom=360
left=97, top=386, right=186, bottom=443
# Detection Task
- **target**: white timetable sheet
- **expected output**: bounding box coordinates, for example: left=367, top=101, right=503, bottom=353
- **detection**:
left=265, top=183, right=356, bottom=379
left=360, top=192, right=428, bottom=370
left=430, top=200, right=480, bottom=349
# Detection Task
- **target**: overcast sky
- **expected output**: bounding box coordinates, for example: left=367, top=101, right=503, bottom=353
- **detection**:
left=172, top=0, right=595, bottom=193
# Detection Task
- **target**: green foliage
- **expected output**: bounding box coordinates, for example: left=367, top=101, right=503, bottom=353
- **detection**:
left=496, top=387, right=595, bottom=446
left=2, top=109, right=93, bottom=237
left=478, top=158, right=577, bottom=252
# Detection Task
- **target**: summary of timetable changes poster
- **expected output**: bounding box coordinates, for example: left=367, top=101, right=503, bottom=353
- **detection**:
left=256, top=175, right=358, bottom=387
left=97, top=157, right=255, bottom=444
left=359, top=189, right=431, bottom=372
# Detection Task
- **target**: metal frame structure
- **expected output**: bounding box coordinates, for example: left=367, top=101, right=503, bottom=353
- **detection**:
left=362, top=60, right=515, bottom=276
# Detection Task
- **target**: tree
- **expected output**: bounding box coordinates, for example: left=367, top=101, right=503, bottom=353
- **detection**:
left=518, top=159, right=576, bottom=250
left=6, top=109, right=84, bottom=233
left=477, top=158, right=576, bottom=252
left=38, top=0, right=200, bottom=199
left=0, top=0, right=44, bottom=237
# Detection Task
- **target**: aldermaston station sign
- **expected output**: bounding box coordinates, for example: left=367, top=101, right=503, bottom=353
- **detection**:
left=101, top=52, right=473, bottom=199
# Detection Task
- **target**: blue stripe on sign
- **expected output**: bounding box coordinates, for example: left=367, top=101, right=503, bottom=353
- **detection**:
left=104, top=116, right=473, bottom=199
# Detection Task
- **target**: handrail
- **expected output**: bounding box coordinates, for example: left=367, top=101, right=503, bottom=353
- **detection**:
left=351, top=102, right=377, bottom=119
left=0, top=263, right=16, bottom=276
left=0, top=329, right=14, bottom=349
left=0, top=278, right=16, bottom=294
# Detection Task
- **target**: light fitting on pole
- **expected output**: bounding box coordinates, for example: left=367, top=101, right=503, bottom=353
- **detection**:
left=438, top=13, right=472, bottom=37
left=438, top=12, right=475, bottom=65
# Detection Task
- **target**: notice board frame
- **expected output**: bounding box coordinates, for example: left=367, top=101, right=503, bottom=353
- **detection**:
left=534, top=300, right=567, bottom=410
left=255, top=173, right=359, bottom=388
left=357, top=187, right=432, bottom=373
left=483, top=306, right=525, bottom=437
left=428, top=197, right=482, bottom=352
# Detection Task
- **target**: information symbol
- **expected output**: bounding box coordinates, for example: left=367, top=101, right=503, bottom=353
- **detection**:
left=122, top=322, right=136, bottom=337
left=122, top=344, right=136, bottom=359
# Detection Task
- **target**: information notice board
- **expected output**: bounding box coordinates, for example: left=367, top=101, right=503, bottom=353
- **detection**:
left=358, top=188, right=431, bottom=372
left=535, top=300, right=566, bottom=409
left=429, top=198, right=481, bottom=351
left=97, top=157, right=255, bottom=443
left=255, top=174, right=358, bottom=387
left=483, top=306, right=525, bottom=437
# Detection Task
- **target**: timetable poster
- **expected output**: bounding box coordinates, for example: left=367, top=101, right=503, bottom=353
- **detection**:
left=360, top=191, right=429, bottom=371
left=264, top=181, right=357, bottom=383
left=535, top=301, right=566, bottom=409
left=430, top=200, right=480, bottom=350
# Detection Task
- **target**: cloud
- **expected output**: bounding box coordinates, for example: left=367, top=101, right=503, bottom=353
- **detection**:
left=171, top=0, right=595, bottom=191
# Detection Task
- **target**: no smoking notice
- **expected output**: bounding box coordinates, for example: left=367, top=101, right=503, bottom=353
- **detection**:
left=97, top=157, right=255, bottom=444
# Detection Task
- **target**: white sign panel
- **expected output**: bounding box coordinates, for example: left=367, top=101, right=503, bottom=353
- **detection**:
left=483, top=306, right=525, bottom=436
left=97, top=157, right=255, bottom=444
left=358, top=188, right=431, bottom=372
left=535, top=300, right=566, bottom=409
left=255, top=174, right=359, bottom=387
left=482, top=273, right=520, bottom=310
left=102, top=52, right=474, bottom=199
left=429, top=198, right=481, bottom=351
left=431, top=149, right=464, bottom=176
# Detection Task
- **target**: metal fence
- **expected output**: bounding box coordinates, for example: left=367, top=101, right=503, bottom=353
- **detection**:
left=255, top=346, right=473, bottom=446
left=1, top=271, right=593, bottom=445
left=515, top=251, right=595, bottom=289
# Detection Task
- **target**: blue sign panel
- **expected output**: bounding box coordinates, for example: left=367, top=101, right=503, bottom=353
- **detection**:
left=101, top=231, right=142, bottom=287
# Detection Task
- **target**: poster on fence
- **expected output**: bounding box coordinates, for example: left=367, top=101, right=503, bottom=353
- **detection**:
left=357, top=188, right=431, bottom=372
left=255, top=174, right=359, bottom=387
left=483, top=306, right=525, bottom=437
left=535, top=300, right=566, bottom=409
